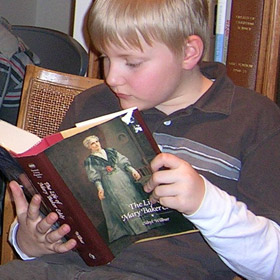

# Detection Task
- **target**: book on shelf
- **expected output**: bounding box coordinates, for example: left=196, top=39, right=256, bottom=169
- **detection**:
left=226, top=0, right=265, bottom=90
left=203, top=0, right=218, bottom=62
left=0, top=107, right=195, bottom=267
left=213, top=0, right=228, bottom=63
left=222, top=0, right=232, bottom=64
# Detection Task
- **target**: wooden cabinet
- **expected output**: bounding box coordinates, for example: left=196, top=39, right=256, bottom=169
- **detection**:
left=256, top=0, right=280, bottom=102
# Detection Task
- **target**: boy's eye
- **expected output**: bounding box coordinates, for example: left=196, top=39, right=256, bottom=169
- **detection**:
left=126, top=62, right=142, bottom=68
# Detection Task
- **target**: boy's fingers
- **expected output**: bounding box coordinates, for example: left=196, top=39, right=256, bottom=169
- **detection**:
left=144, top=154, right=172, bottom=193
left=143, top=178, right=155, bottom=193
left=35, top=212, right=59, bottom=234
left=9, top=180, right=43, bottom=223
left=27, top=194, right=42, bottom=221
left=149, top=191, right=160, bottom=204
left=144, top=165, right=171, bottom=193
left=146, top=182, right=177, bottom=204
left=144, top=168, right=176, bottom=193
left=44, top=224, right=77, bottom=253
left=53, top=238, right=77, bottom=253
left=150, top=153, right=183, bottom=172
left=9, top=181, right=29, bottom=217
left=45, top=223, right=71, bottom=244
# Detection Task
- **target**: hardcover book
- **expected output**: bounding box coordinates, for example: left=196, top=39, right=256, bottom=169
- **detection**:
left=0, top=107, right=195, bottom=266
left=203, top=0, right=218, bottom=62
left=222, top=0, right=232, bottom=64
left=226, top=0, right=265, bottom=89
left=214, top=0, right=227, bottom=63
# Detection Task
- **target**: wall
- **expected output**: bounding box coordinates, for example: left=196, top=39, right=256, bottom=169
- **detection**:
left=0, top=0, right=72, bottom=34
left=35, top=0, right=73, bottom=34
left=0, top=0, right=37, bottom=26
left=73, top=0, right=92, bottom=51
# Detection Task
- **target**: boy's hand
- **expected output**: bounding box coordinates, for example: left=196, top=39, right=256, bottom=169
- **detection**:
left=9, top=181, right=77, bottom=257
left=144, top=153, right=205, bottom=215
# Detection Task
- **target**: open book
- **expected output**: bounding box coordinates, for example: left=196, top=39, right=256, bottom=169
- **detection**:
left=0, top=107, right=195, bottom=266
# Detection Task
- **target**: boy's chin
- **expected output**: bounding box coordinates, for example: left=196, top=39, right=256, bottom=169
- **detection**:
left=120, top=101, right=138, bottom=110
left=119, top=101, right=151, bottom=112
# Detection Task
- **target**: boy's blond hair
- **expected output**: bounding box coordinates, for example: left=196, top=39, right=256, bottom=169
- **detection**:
left=88, top=0, right=209, bottom=57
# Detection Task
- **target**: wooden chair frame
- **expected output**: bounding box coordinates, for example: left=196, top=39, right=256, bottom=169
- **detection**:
left=1, top=65, right=103, bottom=264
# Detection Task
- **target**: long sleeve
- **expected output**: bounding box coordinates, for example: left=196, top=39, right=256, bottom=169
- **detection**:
left=9, top=219, right=35, bottom=261
left=186, top=177, right=280, bottom=280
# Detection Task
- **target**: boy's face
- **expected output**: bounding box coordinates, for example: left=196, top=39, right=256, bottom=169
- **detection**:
left=102, top=38, right=187, bottom=113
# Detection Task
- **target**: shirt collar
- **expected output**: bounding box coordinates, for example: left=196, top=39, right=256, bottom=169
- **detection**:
left=194, top=62, right=235, bottom=116
left=143, top=62, right=235, bottom=118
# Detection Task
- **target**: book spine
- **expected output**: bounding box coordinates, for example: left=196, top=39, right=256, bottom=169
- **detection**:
left=203, top=0, right=218, bottom=62
left=226, top=0, right=265, bottom=89
left=214, top=0, right=228, bottom=63
left=17, top=153, right=114, bottom=266
left=222, top=0, right=232, bottom=64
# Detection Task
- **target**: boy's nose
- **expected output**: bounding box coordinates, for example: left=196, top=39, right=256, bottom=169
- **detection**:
left=105, top=64, right=125, bottom=87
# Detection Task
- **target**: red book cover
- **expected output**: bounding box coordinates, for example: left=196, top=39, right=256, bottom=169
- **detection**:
left=0, top=108, right=195, bottom=266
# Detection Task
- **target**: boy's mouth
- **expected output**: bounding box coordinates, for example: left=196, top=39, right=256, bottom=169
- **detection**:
left=115, top=92, right=130, bottom=99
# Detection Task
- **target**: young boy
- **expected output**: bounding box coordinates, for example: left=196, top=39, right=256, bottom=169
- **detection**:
left=1, top=0, right=280, bottom=279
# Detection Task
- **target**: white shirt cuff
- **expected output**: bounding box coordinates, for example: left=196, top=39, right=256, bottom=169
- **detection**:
left=9, top=220, right=36, bottom=261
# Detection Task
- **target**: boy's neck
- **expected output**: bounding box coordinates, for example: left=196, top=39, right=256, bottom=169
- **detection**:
left=156, top=68, right=213, bottom=115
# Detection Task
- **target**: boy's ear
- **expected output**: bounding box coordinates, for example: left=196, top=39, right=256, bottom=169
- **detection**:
left=182, top=35, right=204, bottom=70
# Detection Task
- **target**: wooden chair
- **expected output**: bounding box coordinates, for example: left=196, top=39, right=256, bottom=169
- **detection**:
left=1, top=64, right=103, bottom=264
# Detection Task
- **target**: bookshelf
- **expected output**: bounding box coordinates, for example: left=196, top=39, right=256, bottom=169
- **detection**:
left=256, top=0, right=280, bottom=102
left=223, top=0, right=280, bottom=102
